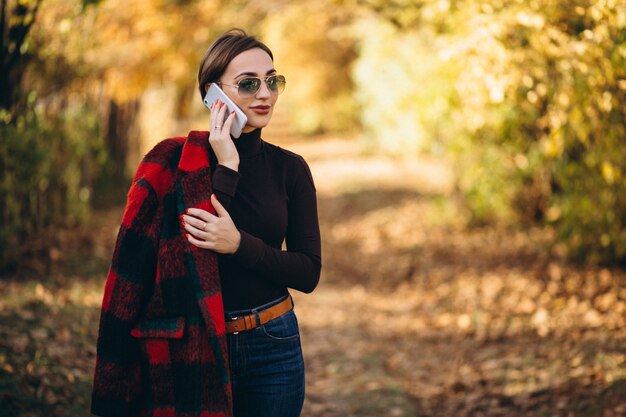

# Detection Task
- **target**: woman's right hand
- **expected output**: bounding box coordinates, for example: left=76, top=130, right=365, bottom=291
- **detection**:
left=209, top=100, right=239, bottom=171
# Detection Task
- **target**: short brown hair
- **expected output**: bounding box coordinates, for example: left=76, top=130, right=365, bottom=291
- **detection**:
left=197, top=28, right=274, bottom=99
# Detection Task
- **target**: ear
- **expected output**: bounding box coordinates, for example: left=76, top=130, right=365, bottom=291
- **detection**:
left=204, top=83, right=211, bottom=93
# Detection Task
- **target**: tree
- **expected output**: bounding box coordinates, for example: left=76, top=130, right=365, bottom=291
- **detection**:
left=0, top=0, right=42, bottom=120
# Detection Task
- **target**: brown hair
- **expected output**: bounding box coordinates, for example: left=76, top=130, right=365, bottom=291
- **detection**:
left=197, top=28, right=274, bottom=99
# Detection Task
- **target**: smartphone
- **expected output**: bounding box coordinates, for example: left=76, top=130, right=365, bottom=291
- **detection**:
left=203, top=83, right=248, bottom=138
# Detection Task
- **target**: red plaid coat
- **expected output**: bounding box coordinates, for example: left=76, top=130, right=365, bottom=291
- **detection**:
left=91, top=131, right=232, bottom=417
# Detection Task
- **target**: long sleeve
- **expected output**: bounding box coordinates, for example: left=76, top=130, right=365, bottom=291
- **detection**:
left=211, top=164, right=240, bottom=209
left=230, top=161, right=321, bottom=293
left=212, top=129, right=322, bottom=310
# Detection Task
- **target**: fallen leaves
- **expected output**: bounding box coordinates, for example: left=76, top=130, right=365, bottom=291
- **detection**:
left=1, top=135, right=626, bottom=416
left=294, top=136, right=626, bottom=416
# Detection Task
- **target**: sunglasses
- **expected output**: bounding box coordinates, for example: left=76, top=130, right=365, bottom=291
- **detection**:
left=219, top=75, right=286, bottom=97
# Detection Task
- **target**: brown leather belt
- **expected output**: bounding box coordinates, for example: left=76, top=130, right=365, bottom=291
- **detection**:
left=225, top=296, right=293, bottom=334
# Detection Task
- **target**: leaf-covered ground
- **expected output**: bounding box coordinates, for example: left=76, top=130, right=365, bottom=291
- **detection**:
left=1, top=136, right=626, bottom=416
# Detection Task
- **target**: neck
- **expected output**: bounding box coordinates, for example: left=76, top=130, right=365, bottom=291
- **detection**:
left=233, top=128, right=263, bottom=157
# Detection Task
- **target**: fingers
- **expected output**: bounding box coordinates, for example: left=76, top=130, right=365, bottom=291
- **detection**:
left=183, top=221, right=218, bottom=248
left=181, top=208, right=223, bottom=240
left=181, top=214, right=225, bottom=245
left=223, top=111, right=236, bottom=130
left=209, top=99, right=226, bottom=114
left=209, top=101, right=237, bottom=139
left=217, top=100, right=227, bottom=123
left=182, top=202, right=238, bottom=254
left=209, top=100, right=220, bottom=125
left=181, top=213, right=206, bottom=232
left=186, top=232, right=211, bottom=249
left=210, top=193, right=229, bottom=217
left=209, top=100, right=228, bottom=131
left=183, top=208, right=215, bottom=223
left=183, top=223, right=209, bottom=241
left=184, top=221, right=239, bottom=254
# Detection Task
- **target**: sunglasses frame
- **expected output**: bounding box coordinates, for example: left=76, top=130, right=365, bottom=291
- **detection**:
left=218, top=75, right=286, bottom=97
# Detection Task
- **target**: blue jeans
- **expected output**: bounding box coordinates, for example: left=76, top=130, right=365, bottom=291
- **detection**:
left=225, top=295, right=305, bottom=417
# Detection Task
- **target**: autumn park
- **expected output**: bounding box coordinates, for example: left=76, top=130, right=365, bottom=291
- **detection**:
left=1, top=0, right=626, bottom=416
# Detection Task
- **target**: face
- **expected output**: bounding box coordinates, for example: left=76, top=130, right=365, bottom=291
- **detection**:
left=205, top=48, right=279, bottom=133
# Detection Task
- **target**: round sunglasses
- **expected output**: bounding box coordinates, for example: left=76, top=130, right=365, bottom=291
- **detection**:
left=219, top=75, right=286, bottom=97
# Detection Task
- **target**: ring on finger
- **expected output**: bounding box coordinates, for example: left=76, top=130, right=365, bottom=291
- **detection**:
left=202, top=222, right=207, bottom=231
left=215, top=125, right=222, bottom=129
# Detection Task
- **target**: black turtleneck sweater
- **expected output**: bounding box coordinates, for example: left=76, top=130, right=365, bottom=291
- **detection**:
left=208, top=128, right=321, bottom=311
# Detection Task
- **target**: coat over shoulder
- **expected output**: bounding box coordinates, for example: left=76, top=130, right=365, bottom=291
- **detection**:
left=91, top=131, right=232, bottom=417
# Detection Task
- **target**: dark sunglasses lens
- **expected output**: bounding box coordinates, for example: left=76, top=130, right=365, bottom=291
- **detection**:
left=239, top=78, right=261, bottom=95
left=268, top=75, right=286, bottom=94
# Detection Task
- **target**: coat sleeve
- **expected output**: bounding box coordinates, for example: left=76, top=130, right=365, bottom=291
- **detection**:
left=91, top=166, right=161, bottom=416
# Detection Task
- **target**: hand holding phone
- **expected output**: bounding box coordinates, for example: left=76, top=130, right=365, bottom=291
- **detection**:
left=203, top=84, right=248, bottom=138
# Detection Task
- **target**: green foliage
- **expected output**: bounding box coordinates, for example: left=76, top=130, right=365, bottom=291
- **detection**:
left=0, top=104, right=106, bottom=273
left=450, top=0, right=626, bottom=263
left=353, top=0, right=626, bottom=264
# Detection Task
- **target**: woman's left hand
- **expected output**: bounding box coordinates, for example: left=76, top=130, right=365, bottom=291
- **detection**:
left=181, top=194, right=241, bottom=254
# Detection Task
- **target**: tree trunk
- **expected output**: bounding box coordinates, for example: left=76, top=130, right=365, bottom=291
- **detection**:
left=0, top=0, right=42, bottom=119
left=105, top=98, right=141, bottom=181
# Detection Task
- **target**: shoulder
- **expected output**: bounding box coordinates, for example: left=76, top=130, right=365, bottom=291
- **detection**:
left=142, top=137, right=186, bottom=167
left=265, top=142, right=316, bottom=190
left=132, top=136, right=186, bottom=196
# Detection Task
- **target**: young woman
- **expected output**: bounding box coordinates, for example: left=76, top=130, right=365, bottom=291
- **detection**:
left=91, top=29, right=321, bottom=417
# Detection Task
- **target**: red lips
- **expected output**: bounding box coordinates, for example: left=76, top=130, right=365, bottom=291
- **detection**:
left=250, top=105, right=271, bottom=115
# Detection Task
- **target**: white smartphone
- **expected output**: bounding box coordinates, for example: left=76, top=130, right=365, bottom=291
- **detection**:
left=203, top=83, right=248, bottom=138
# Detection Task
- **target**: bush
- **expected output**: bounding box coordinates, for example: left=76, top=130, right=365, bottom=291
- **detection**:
left=450, top=0, right=626, bottom=263
left=0, top=103, right=106, bottom=273
left=352, top=0, right=626, bottom=264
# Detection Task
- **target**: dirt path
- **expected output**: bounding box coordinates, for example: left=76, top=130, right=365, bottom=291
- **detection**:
left=1, top=135, right=625, bottom=416
left=286, top=136, right=626, bottom=417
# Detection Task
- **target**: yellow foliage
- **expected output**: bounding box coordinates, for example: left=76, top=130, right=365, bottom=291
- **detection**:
left=601, top=161, right=619, bottom=185
left=32, top=0, right=223, bottom=102
left=15, top=0, right=626, bottom=264
left=87, top=0, right=222, bottom=102
left=352, top=15, right=459, bottom=155
left=261, top=1, right=358, bottom=134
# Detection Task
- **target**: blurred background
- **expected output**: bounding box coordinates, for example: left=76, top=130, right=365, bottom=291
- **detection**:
left=1, top=0, right=626, bottom=416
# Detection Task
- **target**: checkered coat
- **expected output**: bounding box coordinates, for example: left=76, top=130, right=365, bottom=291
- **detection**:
left=91, top=131, right=232, bottom=417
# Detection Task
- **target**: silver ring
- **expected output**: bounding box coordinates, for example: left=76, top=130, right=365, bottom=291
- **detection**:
left=202, top=222, right=207, bottom=231
left=215, top=125, right=222, bottom=129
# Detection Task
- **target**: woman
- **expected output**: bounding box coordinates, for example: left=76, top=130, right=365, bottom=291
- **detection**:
left=91, top=29, right=321, bottom=417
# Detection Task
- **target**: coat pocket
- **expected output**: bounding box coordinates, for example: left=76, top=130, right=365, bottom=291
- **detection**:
left=130, top=317, right=186, bottom=339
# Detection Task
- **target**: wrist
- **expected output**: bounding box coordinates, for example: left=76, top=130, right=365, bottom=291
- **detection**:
left=230, top=230, right=241, bottom=254
left=219, top=160, right=239, bottom=172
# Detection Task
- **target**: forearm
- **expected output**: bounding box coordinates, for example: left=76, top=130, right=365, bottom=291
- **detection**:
left=211, top=164, right=240, bottom=209
left=231, top=230, right=321, bottom=293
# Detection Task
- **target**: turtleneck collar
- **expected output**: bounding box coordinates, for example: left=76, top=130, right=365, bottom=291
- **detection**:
left=233, top=128, right=263, bottom=157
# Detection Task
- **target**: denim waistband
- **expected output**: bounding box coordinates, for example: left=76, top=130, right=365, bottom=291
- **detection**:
left=224, top=293, right=290, bottom=319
